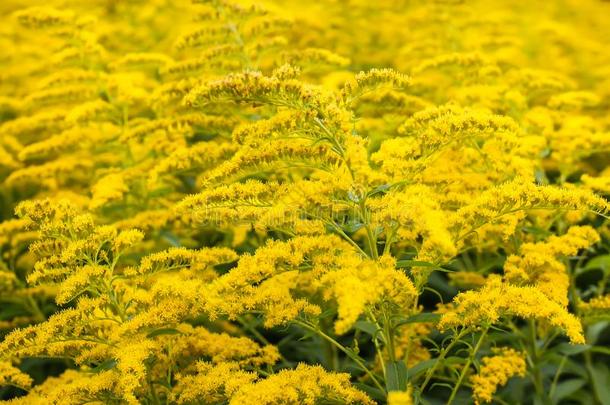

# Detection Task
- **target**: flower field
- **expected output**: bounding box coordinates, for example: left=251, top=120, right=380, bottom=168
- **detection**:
left=1, top=0, right=610, bottom=404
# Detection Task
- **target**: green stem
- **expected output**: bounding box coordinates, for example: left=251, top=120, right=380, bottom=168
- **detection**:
left=417, top=329, right=467, bottom=399
left=364, top=224, right=378, bottom=259
left=326, top=219, right=369, bottom=258
left=598, top=273, right=608, bottom=298
left=549, top=355, right=567, bottom=399
left=103, top=279, right=126, bottom=322
left=237, top=315, right=290, bottom=367
left=323, top=338, right=339, bottom=371
left=382, top=308, right=395, bottom=363
left=528, top=320, right=547, bottom=402
left=293, top=319, right=385, bottom=393
left=26, top=295, right=46, bottom=323
left=447, top=327, right=488, bottom=405
left=584, top=350, right=604, bottom=405
left=366, top=309, right=387, bottom=377
left=147, top=371, right=161, bottom=405
left=237, top=316, right=271, bottom=346
left=358, top=200, right=378, bottom=259
left=383, top=225, right=398, bottom=256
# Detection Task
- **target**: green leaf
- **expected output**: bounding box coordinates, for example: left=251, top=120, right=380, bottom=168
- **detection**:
left=147, top=328, right=181, bottom=338
left=396, top=260, right=438, bottom=268
left=407, top=359, right=437, bottom=381
left=385, top=360, right=408, bottom=391
left=585, top=255, right=610, bottom=271
left=522, top=225, right=552, bottom=237
left=560, top=357, right=589, bottom=379
left=354, top=321, right=380, bottom=336
left=160, top=231, right=181, bottom=247
left=586, top=322, right=609, bottom=344
left=91, top=359, right=117, bottom=373
left=555, top=343, right=591, bottom=356
left=342, top=221, right=364, bottom=233
left=0, top=306, right=30, bottom=319
left=395, top=313, right=440, bottom=327
left=590, top=363, right=610, bottom=405
left=551, top=379, right=586, bottom=403
left=407, top=357, right=463, bottom=381
left=590, top=346, right=610, bottom=356
left=367, top=184, right=390, bottom=197
left=353, top=383, right=385, bottom=402
left=578, top=255, right=610, bottom=275
left=475, top=256, right=505, bottom=273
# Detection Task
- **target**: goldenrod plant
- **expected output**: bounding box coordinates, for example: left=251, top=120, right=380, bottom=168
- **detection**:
left=1, top=0, right=610, bottom=404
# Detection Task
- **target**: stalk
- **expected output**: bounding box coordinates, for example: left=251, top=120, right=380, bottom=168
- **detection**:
left=447, top=327, right=488, bottom=405
left=416, top=329, right=467, bottom=400
left=293, top=319, right=385, bottom=393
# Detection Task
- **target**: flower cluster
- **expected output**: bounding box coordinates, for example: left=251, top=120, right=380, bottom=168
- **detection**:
left=1, top=0, right=610, bottom=404
left=470, top=348, right=526, bottom=404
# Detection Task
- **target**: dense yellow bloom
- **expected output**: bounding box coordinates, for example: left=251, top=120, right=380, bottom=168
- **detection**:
left=17, top=126, right=108, bottom=162
left=13, top=6, right=75, bottom=28
left=114, top=340, right=157, bottom=405
left=0, top=361, right=33, bottom=390
left=166, top=325, right=280, bottom=367
left=368, top=186, right=457, bottom=272
left=202, top=139, right=343, bottom=185
left=453, top=179, right=610, bottom=243
left=204, top=235, right=347, bottom=325
left=397, top=104, right=518, bottom=152
left=54, top=264, right=106, bottom=305
left=5, top=369, right=120, bottom=405
left=439, top=276, right=585, bottom=344
left=1, top=0, right=610, bottom=403
left=0, top=219, right=31, bottom=246
left=184, top=70, right=329, bottom=109
left=134, top=246, right=237, bottom=275
left=321, top=255, right=417, bottom=334
left=582, top=173, right=610, bottom=195
left=148, top=141, right=237, bottom=186
left=6, top=156, right=93, bottom=187
left=504, top=226, right=599, bottom=306
left=175, top=180, right=285, bottom=226
left=172, top=361, right=257, bottom=404
left=229, top=364, right=374, bottom=405
left=387, top=388, right=413, bottom=405
left=342, top=68, right=411, bottom=102
left=89, top=172, right=130, bottom=209
left=579, top=295, right=610, bottom=322
left=470, top=348, right=526, bottom=404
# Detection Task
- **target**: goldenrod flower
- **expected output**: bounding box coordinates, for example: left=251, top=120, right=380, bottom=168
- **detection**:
left=1, top=0, right=610, bottom=403
left=230, top=364, right=374, bottom=404
left=388, top=388, right=413, bottom=405
left=470, top=348, right=526, bottom=404
left=439, top=276, right=585, bottom=344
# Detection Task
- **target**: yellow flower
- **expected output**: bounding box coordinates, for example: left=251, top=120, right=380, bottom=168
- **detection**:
left=580, top=295, right=610, bottom=322
left=388, top=388, right=413, bottom=405
left=2, top=0, right=610, bottom=402
left=114, top=340, right=157, bottom=405
left=321, top=255, right=417, bottom=334
left=0, top=361, right=33, bottom=390
left=173, top=361, right=257, bottom=404
left=470, top=348, right=526, bottom=404
left=439, top=276, right=585, bottom=344
left=229, top=364, right=374, bottom=405
left=504, top=226, right=599, bottom=306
